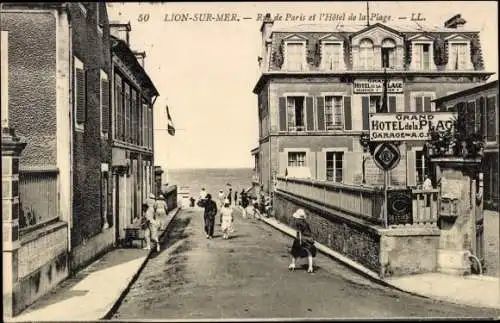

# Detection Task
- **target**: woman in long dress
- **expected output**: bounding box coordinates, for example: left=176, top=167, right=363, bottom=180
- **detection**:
left=289, top=208, right=316, bottom=273
left=220, top=199, right=234, bottom=240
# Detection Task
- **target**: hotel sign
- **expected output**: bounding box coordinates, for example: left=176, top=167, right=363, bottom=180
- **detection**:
left=353, top=79, right=404, bottom=93
left=369, top=112, right=457, bottom=141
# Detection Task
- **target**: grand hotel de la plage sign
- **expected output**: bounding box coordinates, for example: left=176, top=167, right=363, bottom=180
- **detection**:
left=369, top=112, right=457, bottom=141
left=353, top=79, right=404, bottom=93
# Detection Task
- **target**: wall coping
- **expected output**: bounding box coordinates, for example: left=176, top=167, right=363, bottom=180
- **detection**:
left=20, top=221, right=68, bottom=246
left=277, top=176, right=385, bottom=194
left=379, top=226, right=441, bottom=236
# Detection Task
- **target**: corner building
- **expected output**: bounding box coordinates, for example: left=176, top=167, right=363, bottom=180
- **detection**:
left=252, top=14, right=494, bottom=193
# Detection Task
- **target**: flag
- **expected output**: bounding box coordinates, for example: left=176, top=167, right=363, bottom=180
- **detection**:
left=166, top=105, right=175, bottom=136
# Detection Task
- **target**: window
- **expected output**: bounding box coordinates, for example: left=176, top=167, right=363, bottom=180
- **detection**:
left=124, top=84, right=130, bottom=142
left=131, top=88, right=137, bottom=144
left=149, top=107, right=153, bottom=149
left=326, top=151, right=343, bottom=182
left=114, top=74, right=123, bottom=140
left=287, top=96, right=305, bottom=131
left=412, top=93, right=435, bottom=112
left=74, top=56, right=86, bottom=131
left=414, top=43, right=431, bottom=70
left=100, top=70, right=109, bottom=138
left=322, top=43, right=342, bottom=70
left=415, top=150, right=428, bottom=185
left=359, top=39, right=374, bottom=70
left=486, top=95, right=497, bottom=142
left=286, top=42, right=305, bottom=71
left=325, top=96, right=343, bottom=130
left=288, top=151, right=306, bottom=167
left=381, top=39, right=396, bottom=68
left=449, top=43, right=468, bottom=70
left=101, top=166, right=109, bottom=229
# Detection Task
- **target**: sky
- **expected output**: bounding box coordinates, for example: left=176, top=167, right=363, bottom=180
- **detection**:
left=106, top=1, right=498, bottom=170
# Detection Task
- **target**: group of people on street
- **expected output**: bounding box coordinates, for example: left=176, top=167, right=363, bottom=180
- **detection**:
left=139, top=193, right=169, bottom=252
left=197, top=188, right=234, bottom=240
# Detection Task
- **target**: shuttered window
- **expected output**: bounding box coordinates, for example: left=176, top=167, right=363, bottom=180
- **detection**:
left=486, top=96, right=497, bottom=142
left=114, top=74, right=122, bottom=140
left=288, top=152, right=306, bottom=167
left=316, top=97, right=325, bottom=131
left=362, top=96, right=370, bottom=130
left=124, top=84, right=130, bottom=142
left=74, top=57, right=86, bottom=130
left=388, top=96, right=397, bottom=113
left=278, top=97, right=287, bottom=131
left=287, top=97, right=305, bottom=131
left=149, top=108, right=153, bottom=148
left=100, top=72, right=109, bottom=136
left=412, top=93, right=434, bottom=112
left=325, top=96, right=344, bottom=130
left=305, top=97, right=314, bottom=131
left=343, top=96, right=352, bottom=130
left=131, top=89, right=137, bottom=144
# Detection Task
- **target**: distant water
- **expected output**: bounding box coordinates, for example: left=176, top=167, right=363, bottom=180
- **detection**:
left=166, top=168, right=253, bottom=198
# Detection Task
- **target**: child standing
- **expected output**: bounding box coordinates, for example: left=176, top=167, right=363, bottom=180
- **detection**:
left=289, top=208, right=316, bottom=273
left=220, top=199, right=234, bottom=240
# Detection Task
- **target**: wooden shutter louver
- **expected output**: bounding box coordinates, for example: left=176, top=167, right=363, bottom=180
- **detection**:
left=306, top=96, right=314, bottom=131
left=316, top=97, right=325, bottom=131
left=388, top=96, right=397, bottom=113
left=101, top=79, right=110, bottom=133
left=343, top=96, right=352, bottom=130
left=278, top=97, right=287, bottom=131
left=362, top=96, right=370, bottom=130
left=76, top=68, right=86, bottom=124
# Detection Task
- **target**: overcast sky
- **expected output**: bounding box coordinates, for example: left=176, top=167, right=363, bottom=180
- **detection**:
left=106, top=1, right=498, bottom=170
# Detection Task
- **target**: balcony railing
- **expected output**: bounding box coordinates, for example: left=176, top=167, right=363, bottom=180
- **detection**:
left=18, top=166, right=60, bottom=234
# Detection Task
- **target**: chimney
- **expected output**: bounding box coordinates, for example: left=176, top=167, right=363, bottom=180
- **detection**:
left=260, top=13, right=274, bottom=72
left=444, top=14, right=467, bottom=29
left=109, top=21, right=132, bottom=46
left=133, top=51, right=146, bottom=68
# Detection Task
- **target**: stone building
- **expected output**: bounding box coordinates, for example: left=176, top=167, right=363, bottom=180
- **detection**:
left=434, top=80, right=499, bottom=211
left=109, top=22, right=159, bottom=244
left=1, top=2, right=114, bottom=315
left=252, top=14, right=494, bottom=194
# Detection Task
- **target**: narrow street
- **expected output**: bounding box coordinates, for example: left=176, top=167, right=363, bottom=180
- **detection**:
left=112, top=207, right=498, bottom=319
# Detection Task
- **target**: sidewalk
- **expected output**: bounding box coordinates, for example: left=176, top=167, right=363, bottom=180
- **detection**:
left=9, top=207, right=180, bottom=322
left=258, top=215, right=500, bottom=310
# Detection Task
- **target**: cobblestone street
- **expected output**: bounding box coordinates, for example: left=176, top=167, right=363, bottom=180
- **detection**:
left=111, top=207, right=499, bottom=319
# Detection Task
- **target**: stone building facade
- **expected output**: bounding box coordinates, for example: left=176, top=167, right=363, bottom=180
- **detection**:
left=252, top=14, right=494, bottom=194
left=109, top=23, right=159, bottom=244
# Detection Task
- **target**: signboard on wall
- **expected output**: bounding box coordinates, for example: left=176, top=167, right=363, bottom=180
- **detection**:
left=353, top=79, right=404, bottom=94
left=369, top=112, right=457, bottom=141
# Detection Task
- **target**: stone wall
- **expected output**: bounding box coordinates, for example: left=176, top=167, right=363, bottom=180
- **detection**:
left=69, top=228, right=114, bottom=273
left=15, top=222, right=69, bottom=315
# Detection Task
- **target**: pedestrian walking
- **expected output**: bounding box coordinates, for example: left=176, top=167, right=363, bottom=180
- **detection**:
left=197, top=193, right=218, bottom=239
left=234, top=190, right=238, bottom=206
left=219, top=198, right=234, bottom=240
left=141, top=202, right=157, bottom=251
left=154, top=194, right=168, bottom=229
left=288, top=208, right=316, bottom=273
left=199, top=187, right=207, bottom=201
left=227, top=187, right=233, bottom=205
left=146, top=193, right=156, bottom=208
left=240, top=189, right=249, bottom=218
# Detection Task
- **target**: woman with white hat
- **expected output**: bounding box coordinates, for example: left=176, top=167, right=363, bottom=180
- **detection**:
left=289, top=208, right=316, bottom=273
left=219, top=198, right=234, bottom=240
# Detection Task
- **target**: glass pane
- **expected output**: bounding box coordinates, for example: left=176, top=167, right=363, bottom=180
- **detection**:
left=335, top=169, right=343, bottom=182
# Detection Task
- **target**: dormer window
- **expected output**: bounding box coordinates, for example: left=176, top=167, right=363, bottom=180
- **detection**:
left=284, top=42, right=306, bottom=71
left=359, top=39, right=374, bottom=70
left=322, top=43, right=342, bottom=70
left=445, top=34, right=473, bottom=70
left=381, top=38, right=396, bottom=68
left=409, top=34, right=435, bottom=71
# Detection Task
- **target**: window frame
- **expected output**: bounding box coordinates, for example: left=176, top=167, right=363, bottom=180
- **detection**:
left=284, top=40, right=307, bottom=72
left=325, top=150, right=345, bottom=183
left=324, top=94, right=344, bottom=130
left=287, top=151, right=307, bottom=167
left=74, top=56, right=85, bottom=132
left=100, top=70, right=108, bottom=138
left=412, top=40, right=433, bottom=71
left=410, top=92, right=436, bottom=112
left=381, top=38, right=397, bottom=69
left=321, top=40, right=343, bottom=71
left=286, top=95, right=306, bottom=132
left=359, top=38, right=374, bottom=70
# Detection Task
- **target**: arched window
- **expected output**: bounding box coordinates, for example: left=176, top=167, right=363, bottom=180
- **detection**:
left=359, top=39, right=374, bottom=69
left=381, top=38, right=396, bottom=68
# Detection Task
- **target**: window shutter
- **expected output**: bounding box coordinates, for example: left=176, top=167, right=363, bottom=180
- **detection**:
left=344, top=96, right=352, bottom=130
left=423, top=96, right=432, bottom=112
left=279, top=151, right=288, bottom=176
left=466, top=101, right=475, bottom=136
left=475, top=97, right=482, bottom=133
left=306, top=96, right=314, bottom=131
left=278, top=97, right=287, bottom=131
left=415, top=96, right=423, bottom=112
left=486, top=96, right=496, bottom=141
left=316, top=96, right=325, bottom=131
left=362, top=96, right=370, bottom=130
left=388, top=96, right=397, bottom=113
left=76, top=68, right=86, bottom=124
left=101, top=79, right=110, bottom=133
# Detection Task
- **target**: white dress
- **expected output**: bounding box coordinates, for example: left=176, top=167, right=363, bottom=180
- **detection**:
left=220, top=207, right=233, bottom=232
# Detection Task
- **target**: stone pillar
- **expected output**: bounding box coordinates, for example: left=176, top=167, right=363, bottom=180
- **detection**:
left=431, top=157, right=482, bottom=275
left=2, top=127, right=27, bottom=318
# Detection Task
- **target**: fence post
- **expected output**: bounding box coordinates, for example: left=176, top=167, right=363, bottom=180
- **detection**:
left=2, top=127, right=27, bottom=318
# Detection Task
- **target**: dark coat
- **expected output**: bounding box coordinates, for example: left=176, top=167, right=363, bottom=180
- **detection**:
left=291, top=218, right=317, bottom=258
left=198, top=199, right=217, bottom=218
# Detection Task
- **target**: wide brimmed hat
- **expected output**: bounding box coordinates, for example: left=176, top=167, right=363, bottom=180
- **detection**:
left=224, top=198, right=230, bottom=204
left=292, top=208, right=306, bottom=219
left=149, top=193, right=155, bottom=199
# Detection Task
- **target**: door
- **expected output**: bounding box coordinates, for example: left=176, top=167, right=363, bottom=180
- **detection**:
left=114, top=174, right=120, bottom=244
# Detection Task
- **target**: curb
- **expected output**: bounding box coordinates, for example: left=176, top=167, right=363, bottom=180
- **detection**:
left=101, top=207, right=181, bottom=320
left=257, top=216, right=440, bottom=301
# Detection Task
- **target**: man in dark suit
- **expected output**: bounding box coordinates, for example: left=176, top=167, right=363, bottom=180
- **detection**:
left=197, top=193, right=217, bottom=239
